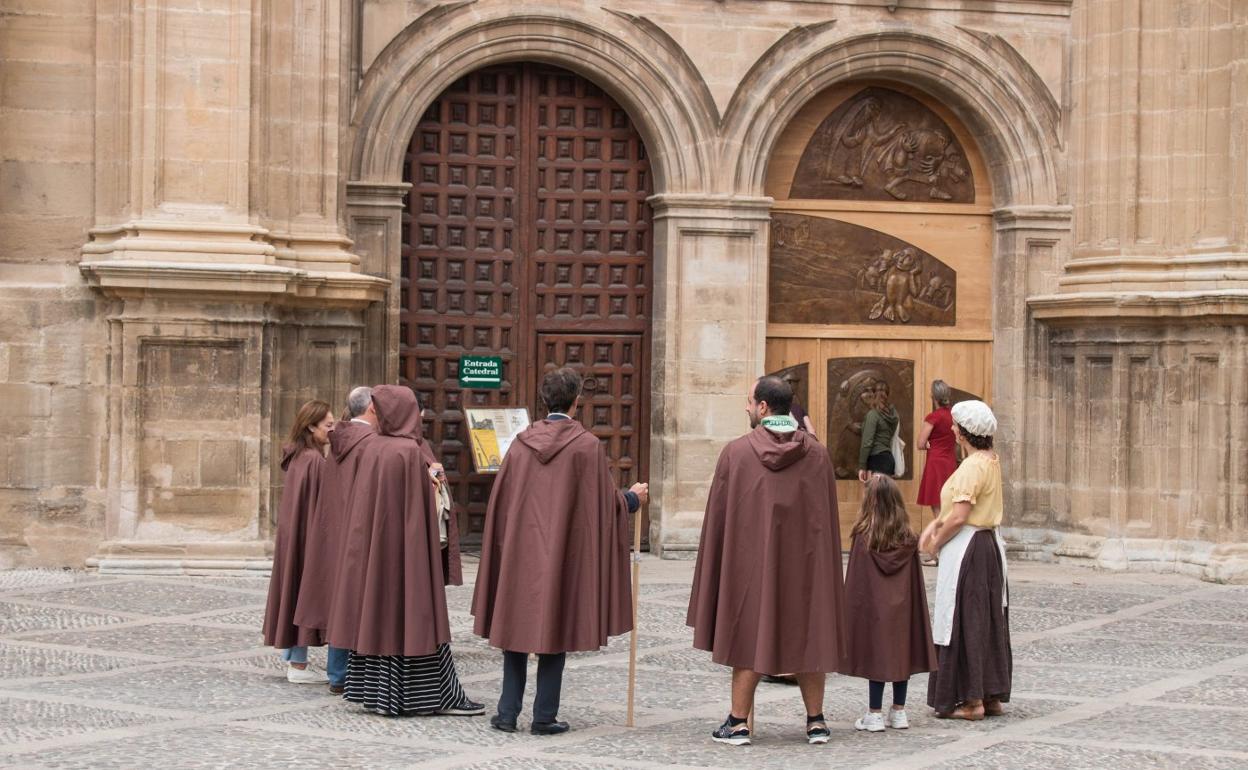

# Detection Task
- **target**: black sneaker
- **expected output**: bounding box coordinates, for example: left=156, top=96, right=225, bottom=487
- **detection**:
left=712, top=716, right=751, bottom=746
left=530, top=720, right=570, bottom=736
left=490, top=714, right=517, bottom=733
left=436, top=699, right=485, bottom=716
left=806, top=720, right=831, bottom=745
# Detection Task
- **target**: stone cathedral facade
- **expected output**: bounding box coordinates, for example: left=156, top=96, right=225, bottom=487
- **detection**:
left=1, top=0, right=1245, bottom=582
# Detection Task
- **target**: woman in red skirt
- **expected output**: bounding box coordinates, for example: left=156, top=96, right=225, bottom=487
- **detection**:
left=916, top=380, right=956, bottom=517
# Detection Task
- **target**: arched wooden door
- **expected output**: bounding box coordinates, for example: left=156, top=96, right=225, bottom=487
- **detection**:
left=400, top=63, right=652, bottom=541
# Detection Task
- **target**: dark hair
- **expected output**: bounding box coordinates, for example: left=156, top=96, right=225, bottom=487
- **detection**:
left=957, top=423, right=994, bottom=450
left=288, top=400, right=332, bottom=451
left=540, top=367, right=582, bottom=413
left=851, top=475, right=916, bottom=551
left=752, top=376, right=793, bottom=415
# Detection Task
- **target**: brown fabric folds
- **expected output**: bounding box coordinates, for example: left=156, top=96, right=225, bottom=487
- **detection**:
left=842, top=535, right=937, bottom=682
left=263, top=445, right=325, bottom=649
left=471, top=418, right=632, bottom=654
left=292, top=419, right=375, bottom=632
left=927, top=529, right=1012, bottom=712
left=687, top=425, right=847, bottom=675
left=326, top=385, right=451, bottom=657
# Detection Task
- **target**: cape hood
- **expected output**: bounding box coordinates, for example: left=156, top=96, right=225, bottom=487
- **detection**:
left=862, top=538, right=918, bottom=576
left=371, top=385, right=424, bottom=441
left=746, top=424, right=812, bottom=471
left=329, top=420, right=374, bottom=461
left=516, top=419, right=585, bottom=464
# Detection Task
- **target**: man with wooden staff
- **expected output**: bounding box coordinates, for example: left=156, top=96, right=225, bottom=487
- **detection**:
left=687, top=375, right=847, bottom=747
left=472, top=367, right=648, bottom=735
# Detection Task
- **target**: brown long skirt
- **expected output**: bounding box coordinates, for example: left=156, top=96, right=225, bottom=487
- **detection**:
left=927, top=529, right=1012, bottom=713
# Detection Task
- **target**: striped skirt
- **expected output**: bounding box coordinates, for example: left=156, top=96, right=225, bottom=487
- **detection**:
left=344, top=644, right=470, bottom=716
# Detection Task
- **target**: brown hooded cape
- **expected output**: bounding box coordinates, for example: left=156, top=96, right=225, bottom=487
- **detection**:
left=842, top=535, right=938, bottom=682
left=325, top=385, right=451, bottom=657
left=292, top=419, right=375, bottom=633
left=263, top=445, right=325, bottom=648
left=686, top=425, right=847, bottom=675
left=471, top=418, right=632, bottom=654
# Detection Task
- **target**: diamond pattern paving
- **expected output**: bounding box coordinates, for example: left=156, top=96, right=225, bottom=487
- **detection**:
left=0, top=560, right=1244, bottom=770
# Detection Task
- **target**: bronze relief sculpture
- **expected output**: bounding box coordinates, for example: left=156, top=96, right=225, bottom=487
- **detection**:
left=769, top=213, right=956, bottom=326
left=826, top=357, right=914, bottom=480
left=791, top=87, right=975, bottom=203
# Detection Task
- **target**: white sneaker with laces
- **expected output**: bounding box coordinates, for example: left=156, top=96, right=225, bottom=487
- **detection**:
left=886, top=709, right=909, bottom=729
left=286, top=666, right=329, bottom=684
left=854, top=712, right=886, bottom=732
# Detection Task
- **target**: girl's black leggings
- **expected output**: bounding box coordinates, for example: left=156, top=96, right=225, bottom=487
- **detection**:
left=869, top=679, right=909, bottom=709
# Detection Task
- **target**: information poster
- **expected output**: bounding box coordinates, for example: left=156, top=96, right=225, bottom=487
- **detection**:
left=465, top=408, right=531, bottom=473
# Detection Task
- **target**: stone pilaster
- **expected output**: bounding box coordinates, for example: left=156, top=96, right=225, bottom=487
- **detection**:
left=646, top=195, right=772, bottom=557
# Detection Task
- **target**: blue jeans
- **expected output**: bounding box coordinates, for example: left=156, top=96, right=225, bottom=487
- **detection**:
left=280, top=647, right=308, bottom=664
left=327, top=646, right=348, bottom=687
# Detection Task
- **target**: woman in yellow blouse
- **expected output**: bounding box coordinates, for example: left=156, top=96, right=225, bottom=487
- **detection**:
left=918, top=400, right=1010, bottom=721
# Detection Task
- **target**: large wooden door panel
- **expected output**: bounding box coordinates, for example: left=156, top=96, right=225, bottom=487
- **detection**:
left=401, top=64, right=652, bottom=540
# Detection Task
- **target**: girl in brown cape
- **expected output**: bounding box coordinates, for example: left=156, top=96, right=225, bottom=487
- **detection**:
left=262, top=400, right=334, bottom=684
left=843, top=474, right=937, bottom=732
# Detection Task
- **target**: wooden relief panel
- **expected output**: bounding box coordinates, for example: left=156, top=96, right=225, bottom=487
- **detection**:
left=949, top=386, right=982, bottom=406
left=769, top=214, right=956, bottom=325
left=826, top=357, right=914, bottom=480
left=767, top=362, right=810, bottom=414
left=791, top=87, right=974, bottom=203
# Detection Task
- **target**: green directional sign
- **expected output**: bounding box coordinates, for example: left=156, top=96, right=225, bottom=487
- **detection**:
left=458, top=355, right=503, bottom=389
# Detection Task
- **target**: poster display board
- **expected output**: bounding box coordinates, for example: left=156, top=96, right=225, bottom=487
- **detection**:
left=465, top=408, right=531, bottom=473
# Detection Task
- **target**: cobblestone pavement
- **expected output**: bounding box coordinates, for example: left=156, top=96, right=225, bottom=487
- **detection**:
left=1, top=559, right=1246, bottom=769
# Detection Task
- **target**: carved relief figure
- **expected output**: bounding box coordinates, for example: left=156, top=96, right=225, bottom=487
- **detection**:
left=827, top=358, right=914, bottom=480
left=868, top=247, right=923, bottom=322
left=769, top=214, right=956, bottom=326
left=791, top=87, right=975, bottom=203
left=822, top=97, right=903, bottom=188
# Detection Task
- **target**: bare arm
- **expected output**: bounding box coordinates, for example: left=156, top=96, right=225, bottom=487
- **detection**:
left=916, top=420, right=934, bottom=451
left=803, top=415, right=817, bottom=437
left=921, top=501, right=971, bottom=556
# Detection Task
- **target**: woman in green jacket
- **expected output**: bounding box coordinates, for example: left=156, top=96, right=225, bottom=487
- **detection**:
left=857, top=382, right=900, bottom=481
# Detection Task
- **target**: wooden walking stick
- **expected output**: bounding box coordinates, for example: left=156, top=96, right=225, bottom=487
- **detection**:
left=626, top=501, right=644, bottom=727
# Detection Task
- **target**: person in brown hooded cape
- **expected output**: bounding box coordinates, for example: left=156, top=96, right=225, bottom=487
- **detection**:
left=293, top=386, right=378, bottom=693
left=687, top=375, right=846, bottom=747
left=842, top=474, right=937, bottom=733
left=326, top=385, right=483, bottom=717
left=263, top=400, right=334, bottom=684
left=472, top=367, right=648, bottom=736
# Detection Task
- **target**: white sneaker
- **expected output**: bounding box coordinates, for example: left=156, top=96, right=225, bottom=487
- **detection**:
left=286, top=666, right=328, bottom=684
left=886, top=709, right=909, bottom=729
left=854, top=712, right=886, bottom=732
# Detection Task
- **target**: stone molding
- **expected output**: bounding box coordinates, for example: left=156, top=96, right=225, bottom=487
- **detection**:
left=1005, top=527, right=1248, bottom=585
left=79, top=260, right=388, bottom=309
left=1029, top=289, right=1248, bottom=325
left=86, top=540, right=273, bottom=576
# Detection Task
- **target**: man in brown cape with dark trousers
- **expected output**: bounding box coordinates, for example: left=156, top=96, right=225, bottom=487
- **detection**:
left=294, top=386, right=376, bottom=694
left=687, top=375, right=847, bottom=747
left=472, top=367, right=648, bottom=735
left=326, top=385, right=483, bottom=717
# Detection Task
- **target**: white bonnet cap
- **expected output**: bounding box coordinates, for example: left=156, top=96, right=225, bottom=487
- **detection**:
left=951, top=400, right=997, bottom=437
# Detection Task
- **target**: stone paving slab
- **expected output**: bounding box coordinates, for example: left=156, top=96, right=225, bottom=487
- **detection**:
left=0, top=603, right=133, bottom=637
left=11, top=724, right=454, bottom=769
left=0, top=695, right=172, bottom=746
left=25, top=622, right=264, bottom=661
left=928, top=739, right=1246, bottom=769
left=0, top=642, right=148, bottom=681
left=1, top=561, right=1246, bottom=770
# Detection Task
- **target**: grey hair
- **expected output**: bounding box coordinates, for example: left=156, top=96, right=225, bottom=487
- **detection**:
left=931, top=379, right=952, bottom=407
left=346, top=386, right=373, bottom=418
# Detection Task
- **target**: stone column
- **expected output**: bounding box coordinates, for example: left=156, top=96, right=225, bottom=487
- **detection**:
left=646, top=195, right=772, bottom=557
left=345, top=181, right=411, bottom=385
left=1027, top=1, right=1248, bottom=582
left=81, top=0, right=385, bottom=572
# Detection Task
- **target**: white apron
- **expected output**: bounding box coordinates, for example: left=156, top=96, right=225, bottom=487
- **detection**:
left=932, top=524, right=1008, bottom=646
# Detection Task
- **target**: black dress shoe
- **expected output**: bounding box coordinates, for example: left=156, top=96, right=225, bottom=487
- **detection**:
left=490, top=714, right=518, bottom=732
left=328, top=684, right=345, bottom=695
left=530, top=720, right=570, bottom=736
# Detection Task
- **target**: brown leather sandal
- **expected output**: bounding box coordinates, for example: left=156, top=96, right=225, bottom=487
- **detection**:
left=984, top=699, right=1005, bottom=716
left=936, top=701, right=985, bottom=721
